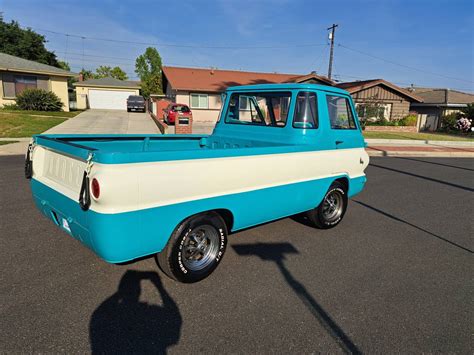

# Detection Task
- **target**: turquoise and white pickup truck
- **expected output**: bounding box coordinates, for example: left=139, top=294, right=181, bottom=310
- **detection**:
left=27, top=83, right=369, bottom=283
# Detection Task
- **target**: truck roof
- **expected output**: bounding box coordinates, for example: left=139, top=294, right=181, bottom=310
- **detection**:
left=226, top=83, right=350, bottom=95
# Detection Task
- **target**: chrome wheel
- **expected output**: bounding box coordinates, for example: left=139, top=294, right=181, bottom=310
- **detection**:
left=182, top=225, right=220, bottom=271
left=322, top=189, right=344, bottom=222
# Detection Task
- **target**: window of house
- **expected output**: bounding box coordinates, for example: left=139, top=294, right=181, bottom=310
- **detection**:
left=224, top=91, right=291, bottom=127
left=190, top=93, right=209, bottom=109
left=14, top=75, right=37, bottom=96
left=356, top=103, right=391, bottom=121
left=293, top=91, right=318, bottom=129
left=326, top=95, right=356, bottom=129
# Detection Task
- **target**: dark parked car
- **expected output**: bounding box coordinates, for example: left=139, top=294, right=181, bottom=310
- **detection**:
left=163, top=103, right=192, bottom=125
left=127, top=95, right=146, bottom=112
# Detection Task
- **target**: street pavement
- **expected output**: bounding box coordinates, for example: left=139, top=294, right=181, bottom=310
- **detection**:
left=0, top=156, right=472, bottom=353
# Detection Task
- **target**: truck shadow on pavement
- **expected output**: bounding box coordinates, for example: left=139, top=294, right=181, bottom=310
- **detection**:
left=233, top=243, right=361, bottom=354
left=89, top=270, right=182, bottom=354
left=370, top=163, right=474, bottom=192
left=353, top=200, right=473, bottom=254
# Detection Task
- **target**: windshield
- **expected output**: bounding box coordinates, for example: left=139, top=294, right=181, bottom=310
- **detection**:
left=224, top=92, right=291, bottom=127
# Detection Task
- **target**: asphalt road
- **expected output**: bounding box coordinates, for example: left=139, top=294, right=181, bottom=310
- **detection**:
left=1, top=156, right=472, bottom=353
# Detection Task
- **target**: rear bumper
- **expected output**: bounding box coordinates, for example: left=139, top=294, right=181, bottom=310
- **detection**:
left=30, top=179, right=166, bottom=263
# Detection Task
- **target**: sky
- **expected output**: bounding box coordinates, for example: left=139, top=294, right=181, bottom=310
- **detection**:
left=1, top=0, right=473, bottom=92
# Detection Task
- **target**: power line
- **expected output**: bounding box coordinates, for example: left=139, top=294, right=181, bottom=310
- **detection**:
left=338, top=43, right=474, bottom=85
left=33, top=26, right=327, bottom=50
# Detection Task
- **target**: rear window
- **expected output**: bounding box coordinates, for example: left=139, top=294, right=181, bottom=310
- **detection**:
left=224, top=91, right=291, bottom=127
left=173, top=105, right=190, bottom=113
left=128, top=96, right=144, bottom=101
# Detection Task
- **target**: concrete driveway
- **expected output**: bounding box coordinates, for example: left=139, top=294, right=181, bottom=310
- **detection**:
left=45, top=109, right=160, bottom=134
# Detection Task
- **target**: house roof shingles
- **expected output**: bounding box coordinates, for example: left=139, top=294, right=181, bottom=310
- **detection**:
left=162, top=66, right=333, bottom=93
left=74, top=77, right=141, bottom=89
left=0, top=52, right=76, bottom=77
left=337, top=79, right=423, bottom=102
left=408, top=87, right=474, bottom=105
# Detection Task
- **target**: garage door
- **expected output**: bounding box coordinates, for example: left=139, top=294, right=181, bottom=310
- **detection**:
left=88, top=89, right=135, bottom=110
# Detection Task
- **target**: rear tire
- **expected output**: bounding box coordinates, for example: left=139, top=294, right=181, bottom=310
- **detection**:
left=306, top=181, right=348, bottom=229
left=156, top=212, right=228, bottom=283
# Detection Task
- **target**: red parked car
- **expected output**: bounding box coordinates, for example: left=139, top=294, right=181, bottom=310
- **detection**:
left=163, top=103, right=192, bottom=125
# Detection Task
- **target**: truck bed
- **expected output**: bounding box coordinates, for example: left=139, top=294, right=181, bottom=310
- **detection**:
left=33, top=134, right=300, bottom=164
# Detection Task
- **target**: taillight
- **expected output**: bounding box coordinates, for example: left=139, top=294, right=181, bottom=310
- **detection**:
left=91, top=178, right=100, bottom=199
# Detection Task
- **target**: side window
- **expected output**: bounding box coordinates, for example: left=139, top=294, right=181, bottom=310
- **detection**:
left=326, top=95, right=356, bottom=129
left=293, top=91, right=318, bottom=129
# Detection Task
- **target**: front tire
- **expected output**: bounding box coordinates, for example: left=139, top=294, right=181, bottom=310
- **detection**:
left=306, top=181, right=348, bottom=229
left=156, top=212, right=228, bottom=283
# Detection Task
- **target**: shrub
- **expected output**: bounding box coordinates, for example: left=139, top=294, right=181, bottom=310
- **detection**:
left=460, top=103, right=474, bottom=120
left=440, top=112, right=460, bottom=132
left=16, top=89, right=63, bottom=111
left=400, top=114, right=417, bottom=126
left=456, top=117, right=472, bottom=132
left=1, top=103, right=20, bottom=110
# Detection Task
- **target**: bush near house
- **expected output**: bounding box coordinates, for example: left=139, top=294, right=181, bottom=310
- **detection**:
left=16, top=89, right=63, bottom=111
left=440, top=112, right=460, bottom=132
left=365, top=114, right=417, bottom=127
left=399, top=114, right=417, bottom=126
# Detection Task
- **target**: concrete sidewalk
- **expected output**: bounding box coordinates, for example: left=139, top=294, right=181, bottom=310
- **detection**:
left=365, top=139, right=474, bottom=157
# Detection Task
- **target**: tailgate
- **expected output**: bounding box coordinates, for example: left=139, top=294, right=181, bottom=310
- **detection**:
left=32, top=145, right=88, bottom=201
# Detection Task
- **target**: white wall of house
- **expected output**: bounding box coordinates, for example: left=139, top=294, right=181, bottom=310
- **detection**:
left=175, top=91, right=222, bottom=122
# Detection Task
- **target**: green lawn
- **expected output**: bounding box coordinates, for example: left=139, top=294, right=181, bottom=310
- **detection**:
left=0, top=140, right=19, bottom=145
left=363, top=131, right=473, bottom=142
left=0, top=109, right=82, bottom=118
left=0, top=112, right=67, bottom=137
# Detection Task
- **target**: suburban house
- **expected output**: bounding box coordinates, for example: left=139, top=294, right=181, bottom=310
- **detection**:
left=74, top=77, right=141, bottom=110
left=161, top=66, right=333, bottom=122
left=0, top=52, right=76, bottom=111
left=407, top=87, right=474, bottom=130
left=336, top=79, right=423, bottom=122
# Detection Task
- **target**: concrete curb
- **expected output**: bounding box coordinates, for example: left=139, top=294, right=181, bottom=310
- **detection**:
left=148, top=111, right=169, bottom=134
left=0, top=137, right=31, bottom=141
left=367, top=150, right=474, bottom=158
left=365, top=139, right=473, bottom=147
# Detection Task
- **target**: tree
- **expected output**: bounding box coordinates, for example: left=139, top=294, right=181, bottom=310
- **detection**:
left=461, top=103, right=474, bottom=120
left=57, top=60, right=71, bottom=71
left=79, top=68, right=96, bottom=81
left=135, top=47, right=163, bottom=97
left=0, top=16, right=60, bottom=67
left=95, top=65, right=128, bottom=80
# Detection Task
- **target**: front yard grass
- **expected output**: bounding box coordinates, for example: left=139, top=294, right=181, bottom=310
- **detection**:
left=0, top=140, right=19, bottom=145
left=363, top=131, right=473, bottom=142
left=0, top=112, right=67, bottom=137
left=0, top=109, right=82, bottom=118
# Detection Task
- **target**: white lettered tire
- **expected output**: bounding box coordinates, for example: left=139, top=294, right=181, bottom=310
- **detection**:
left=306, top=181, right=348, bottom=229
left=156, top=212, right=228, bottom=283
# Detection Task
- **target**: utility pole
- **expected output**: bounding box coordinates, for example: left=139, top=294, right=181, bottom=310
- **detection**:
left=327, top=24, right=338, bottom=80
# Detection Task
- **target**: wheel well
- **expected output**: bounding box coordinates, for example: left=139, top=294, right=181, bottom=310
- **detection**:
left=214, top=209, right=234, bottom=232
left=335, top=177, right=349, bottom=192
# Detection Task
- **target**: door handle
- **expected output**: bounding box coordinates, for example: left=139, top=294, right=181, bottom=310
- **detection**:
left=335, top=140, right=344, bottom=145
